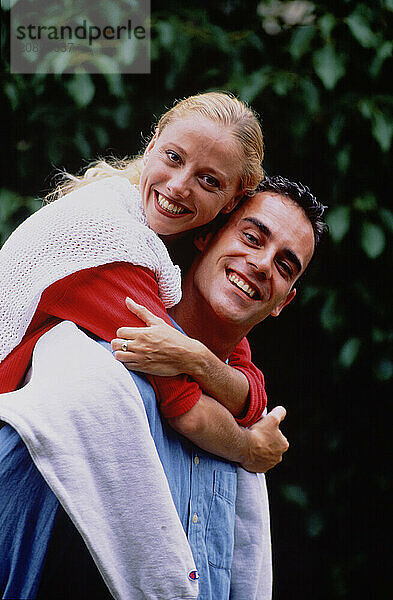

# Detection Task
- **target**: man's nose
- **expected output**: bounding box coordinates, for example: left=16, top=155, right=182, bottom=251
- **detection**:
left=166, top=169, right=191, bottom=199
left=247, top=248, right=273, bottom=279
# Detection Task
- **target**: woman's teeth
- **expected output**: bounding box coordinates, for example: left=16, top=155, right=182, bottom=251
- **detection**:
left=227, top=271, right=256, bottom=298
left=157, top=193, right=188, bottom=215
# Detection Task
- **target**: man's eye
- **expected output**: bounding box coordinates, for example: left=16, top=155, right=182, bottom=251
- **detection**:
left=166, top=150, right=181, bottom=163
left=278, top=261, right=293, bottom=277
left=244, top=232, right=259, bottom=245
left=201, top=175, right=220, bottom=187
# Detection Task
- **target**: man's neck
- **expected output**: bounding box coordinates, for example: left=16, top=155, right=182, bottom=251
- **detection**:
left=169, top=279, right=247, bottom=361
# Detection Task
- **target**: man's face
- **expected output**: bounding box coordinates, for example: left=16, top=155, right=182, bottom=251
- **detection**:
left=192, top=191, right=315, bottom=332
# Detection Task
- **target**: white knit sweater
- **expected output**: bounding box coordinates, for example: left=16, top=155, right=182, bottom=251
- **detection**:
left=0, top=176, right=181, bottom=362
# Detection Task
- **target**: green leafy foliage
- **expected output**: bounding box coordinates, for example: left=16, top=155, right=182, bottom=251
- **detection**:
left=2, top=1, right=392, bottom=597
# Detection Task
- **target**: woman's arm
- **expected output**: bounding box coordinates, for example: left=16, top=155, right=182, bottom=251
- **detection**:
left=168, top=398, right=289, bottom=473
left=113, top=299, right=266, bottom=425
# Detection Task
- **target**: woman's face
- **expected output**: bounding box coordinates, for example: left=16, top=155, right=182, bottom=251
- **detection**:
left=139, top=116, right=244, bottom=235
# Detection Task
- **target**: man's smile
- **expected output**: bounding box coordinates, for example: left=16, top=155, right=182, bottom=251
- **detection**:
left=226, top=269, right=260, bottom=300
left=154, top=190, right=191, bottom=216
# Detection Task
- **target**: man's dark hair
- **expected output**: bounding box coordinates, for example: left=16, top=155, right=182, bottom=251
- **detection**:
left=255, top=175, right=328, bottom=246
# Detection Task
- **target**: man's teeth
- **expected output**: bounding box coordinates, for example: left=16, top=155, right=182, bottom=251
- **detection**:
left=157, top=193, right=187, bottom=214
left=227, top=272, right=256, bottom=298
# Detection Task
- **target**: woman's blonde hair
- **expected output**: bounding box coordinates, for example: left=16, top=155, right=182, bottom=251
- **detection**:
left=46, top=92, right=264, bottom=203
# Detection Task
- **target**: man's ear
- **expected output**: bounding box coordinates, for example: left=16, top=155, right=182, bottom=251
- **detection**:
left=220, top=193, right=243, bottom=214
left=270, top=288, right=296, bottom=317
left=194, top=231, right=214, bottom=251
left=143, top=128, right=159, bottom=162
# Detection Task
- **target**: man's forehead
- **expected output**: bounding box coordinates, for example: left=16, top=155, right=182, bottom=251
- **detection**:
left=235, top=191, right=294, bottom=220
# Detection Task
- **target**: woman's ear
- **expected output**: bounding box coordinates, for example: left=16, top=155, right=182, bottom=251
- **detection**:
left=143, top=129, right=159, bottom=162
left=194, top=231, right=214, bottom=251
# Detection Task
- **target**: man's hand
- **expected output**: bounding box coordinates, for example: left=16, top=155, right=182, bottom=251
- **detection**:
left=241, top=406, right=289, bottom=473
left=111, top=297, right=203, bottom=376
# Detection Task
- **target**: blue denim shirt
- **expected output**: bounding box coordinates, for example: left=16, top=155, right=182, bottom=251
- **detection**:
left=98, top=339, right=238, bottom=600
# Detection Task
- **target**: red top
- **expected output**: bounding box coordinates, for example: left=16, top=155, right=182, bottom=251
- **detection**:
left=0, top=262, right=267, bottom=426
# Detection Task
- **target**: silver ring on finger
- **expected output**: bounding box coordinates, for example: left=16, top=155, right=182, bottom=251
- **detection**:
left=121, top=341, right=128, bottom=352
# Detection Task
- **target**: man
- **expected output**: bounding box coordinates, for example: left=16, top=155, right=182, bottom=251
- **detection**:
left=0, top=176, right=326, bottom=599
left=109, top=174, right=326, bottom=598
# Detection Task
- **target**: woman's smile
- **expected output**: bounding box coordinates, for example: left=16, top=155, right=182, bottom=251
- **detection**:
left=154, top=190, right=191, bottom=216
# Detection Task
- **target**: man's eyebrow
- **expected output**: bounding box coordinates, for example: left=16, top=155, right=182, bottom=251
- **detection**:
left=242, top=216, right=303, bottom=274
left=242, top=217, right=271, bottom=238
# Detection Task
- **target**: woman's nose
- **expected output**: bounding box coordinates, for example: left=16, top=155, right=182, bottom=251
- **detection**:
left=166, top=170, right=191, bottom=199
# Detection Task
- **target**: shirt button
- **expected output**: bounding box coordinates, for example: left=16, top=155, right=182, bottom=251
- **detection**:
left=193, top=456, right=200, bottom=465
left=192, top=513, right=198, bottom=524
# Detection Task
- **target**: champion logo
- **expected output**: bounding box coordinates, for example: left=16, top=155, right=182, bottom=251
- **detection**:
left=188, top=569, right=199, bottom=581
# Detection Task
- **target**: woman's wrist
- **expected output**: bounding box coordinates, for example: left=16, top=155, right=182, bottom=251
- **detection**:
left=182, top=338, right=211, bottom=378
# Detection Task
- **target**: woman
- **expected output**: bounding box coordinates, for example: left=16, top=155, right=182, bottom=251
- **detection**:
left=0, top=91, right=266, bottom=425
left=0, top=92, right=269, bottom=599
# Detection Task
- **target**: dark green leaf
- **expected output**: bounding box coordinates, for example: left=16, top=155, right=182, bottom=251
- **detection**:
left=94, top=126, right=109, bottom=148
left=113, top=104, right=132, bottom=129
left=281, top=484, right=308, bottom=508
left=338, top=338, right=361, bottom=368
left=327, top=114, right=345, bottom=146
left=374, top=358, right=393, bottom=381
left=321, top=292, right=344, bottom=331
left=92, top=55, right=121, bottom=75
left=313, top=45, right=346, bottom=90
left=288, top=25, right=315, bottom=60
left=353, top=193, right=377, bottom=212
left=361, top=222, right=386, bottom=258
left=67, top=73, right=95, bottom=108
left=238, top=69, right=270, bottom=103
left=307, top=512, right=324, bottom=538
left=345, top=13, right=379, bottom=48
left=74, top=128, right=91, bottom=158
left=4, top=83, right=19, bottom=110
left=319, top=13, right=336, bottom=39
left=372, top=111, right=393, bottom=152
left=118, top=38, right=138, bottom=66
left=370, top=41, right=393, bottom=78
left=326, top=206, right=350, bottom=242
left=272, top=72, right=293, bottom=96
left=104, top=73, right=124, bottom=97
left=379, top=208, right=393, bottom=233
left=0, top=189, right=23, bottom=221
left=336, top=145, right=350, bottom=174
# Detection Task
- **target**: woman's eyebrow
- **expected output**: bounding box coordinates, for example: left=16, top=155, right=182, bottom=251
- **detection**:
left=162, top=144, right=226, bottom=179
left=164, top=143, right=185, bottom=155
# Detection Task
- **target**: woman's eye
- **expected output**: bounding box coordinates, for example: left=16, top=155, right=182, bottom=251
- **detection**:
left=201, top=175, right=220, bottom=187
left=166, top=150, right=181, bottom=163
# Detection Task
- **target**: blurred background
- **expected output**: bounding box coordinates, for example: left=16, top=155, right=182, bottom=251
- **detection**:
left=1, top=1, right=392, bottom=598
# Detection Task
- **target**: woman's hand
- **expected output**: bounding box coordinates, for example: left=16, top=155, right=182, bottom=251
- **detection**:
left=111, top=297, right=203, bottom=376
